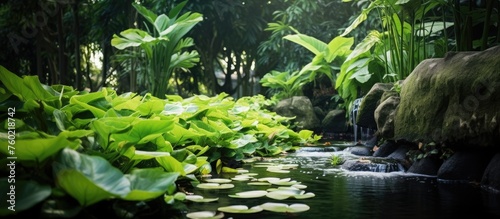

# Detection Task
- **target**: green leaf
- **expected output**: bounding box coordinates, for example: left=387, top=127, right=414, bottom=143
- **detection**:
left=283, top=34, right=327, bottom=55
left=325, top=36, right=354, bottom=62
left=124, top=168, right=179, bottom=201
left=217, top=205, right=263, bottom=214
left=156, top=155, right=186, bottom=175
left=0, top=65, right=54, bottom=101
left=132, top=3, right=157, bottom=25
left=53, top=148, right=131, bottom=206
left=259, top=202, right=310, bottom=213
left=113, top=119, right=174, bottom=145
left=196, top=183, right=235, bottom=190
left=0, top=133, right=80, bottom=162
left=186, top=211, right=224, bottom=219
left=0, top=180, right=51, bottom=216
left=185, top=195, right=219, bottom=203
left=228, top=190, right=268, bottom=198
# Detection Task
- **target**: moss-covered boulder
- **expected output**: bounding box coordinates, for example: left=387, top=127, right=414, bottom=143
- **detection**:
left=394, top=45, right=500, bottom=148
left=356, top=83, right=393, bottom=129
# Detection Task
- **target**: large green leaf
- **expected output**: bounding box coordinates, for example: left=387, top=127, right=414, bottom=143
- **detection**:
left=283, top=34, right=327, bottom=55
left=325, top=36, right=354, bottom=62
left=113, top=119, right=174, bottom=145
left=53, top=148, right=131, bottom=206
left=0, top=180, right=51, bottom=216
left=156, top=155, right=186, bottom=175
left=0, top=132, right=80, bottom=162
left=0, top=65, right=54, bottom=101
left=124, top=168, right=179, bottom=201
left=132, top=3, right=157, bottom=25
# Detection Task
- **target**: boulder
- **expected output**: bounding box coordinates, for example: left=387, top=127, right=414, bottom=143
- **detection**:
left=321, top=109, right=349, bottom=133
left=374, top=96, right=400, bottom=139
left=356, top=83, right=393, bottom=129
left=394, top=45, right=500, bottom=148
left=274, top=96, right=321, bottom=131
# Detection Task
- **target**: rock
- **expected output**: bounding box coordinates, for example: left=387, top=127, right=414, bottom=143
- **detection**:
left=356, top=83, right=393, bottom=129
left=373, top=140, right=398, bottom=157
left=374, top=96, right=400, bottom=139
left=481, top=153, right=500, bottom=192
left=321, top=109, right=349, bottom=133
left=407, top=157, right=443, bottom=176
left=437, top=150, right=493, bottom=182
left=394, top=45, right=500, bottom=148
left=274, top=96, right=321, bottom=131
left=345, top=146, right=372, bottom=156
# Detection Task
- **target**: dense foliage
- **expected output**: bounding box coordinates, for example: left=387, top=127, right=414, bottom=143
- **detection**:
left=0, top=66, right=319, bottom=217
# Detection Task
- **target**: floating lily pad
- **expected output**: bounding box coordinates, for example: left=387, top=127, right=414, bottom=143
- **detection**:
left=257, top=177, right=281, bottom=182
left=266, top=190, right=315, bottom=200
left=204, top=178, right=232, bottom=183
left=231, top=176, right=252, bottom=181
left=185, top=195, right=219, bottom=203
left=247, top=182, right=271, bottom=186
left=260, top=202, right=310, bottom=213
left=217, top=205, right=263, bottom=214
left=186, top=211, right=224, bottom=219
left=228, top=190, right=268, bottom=198
left=266, top=168, right=290, bottom=173
left=196, top=183, right=234, bottom=190
left=292, top=184, right=307, bottom=189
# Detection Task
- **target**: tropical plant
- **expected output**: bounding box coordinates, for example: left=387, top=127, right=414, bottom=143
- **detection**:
left=111, top=1, right=202, bottom=98
left=335, top=0, right=456, bottom=115
left=330, top=154, right=346, bottom=165
left=260, top=27, right=353, bottom=101
left=0, top=65, right=318, bottom=217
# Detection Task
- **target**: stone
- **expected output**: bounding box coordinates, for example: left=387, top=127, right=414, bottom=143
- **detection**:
left=374, top=96, right=400, bottom=139
left=437, top=150, right=493, bottom=182
left=407, top=156, right=443, bottom=176
left=394, top=45, right=500, bottom=148
left=481, top=153, right=500, bottom=192
left=321, top=109, right=349, bottom=133
left=273, top=96, right=321, bottom=131
left=356, top=83, right=393, bottom=129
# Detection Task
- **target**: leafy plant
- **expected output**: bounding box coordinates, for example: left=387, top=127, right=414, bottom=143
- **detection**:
left=406, top=142, right=454, bottom=162
left=111, top=1, right=203, bottom=98
left=336, top=0, right=454, bottom=115
left=330, top=154, right=346, bottom=166
left=260, top=27, right=353, bottom=101
left=0, top=65, right=316, bottom=217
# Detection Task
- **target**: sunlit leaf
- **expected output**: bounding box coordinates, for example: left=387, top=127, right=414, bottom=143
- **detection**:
left=228, top=190, right=268, bottom=198
left=186, top=211, right=224, bottom=219
left=217, top=205, right=263, bottom=214
left=185, top=195, right=219, bottom=203
left=260, top=202, right=310, bottom=213
left=196, top=183, right=234, bottom=190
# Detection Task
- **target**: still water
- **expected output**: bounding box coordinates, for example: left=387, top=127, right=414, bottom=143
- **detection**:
left=187, top=146, right=500, bottom=219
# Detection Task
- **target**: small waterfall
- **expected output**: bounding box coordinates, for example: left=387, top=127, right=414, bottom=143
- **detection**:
left=342, top=158, right=406, bottom=173
left=350, top=97, right=375, bottom=145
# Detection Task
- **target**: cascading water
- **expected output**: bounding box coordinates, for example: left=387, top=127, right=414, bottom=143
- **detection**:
left=350, top=97, right=375, bottom=145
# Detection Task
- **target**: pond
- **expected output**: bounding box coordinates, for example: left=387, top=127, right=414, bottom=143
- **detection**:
left=184, top=144, right=500, bottom=219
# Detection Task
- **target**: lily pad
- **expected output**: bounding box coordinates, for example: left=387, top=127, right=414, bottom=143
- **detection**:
left=217, top=205, right=263, bottom=214
left=260, top=202, right=310, bottom=213
left=266, top=189, right=315, bottom=200
left=247, top=182, right=271, bottom=186
left=186, top=211, right=224, bottom=219
left=228, top=190, right=268, bottom=198
left=185, top=195, right=219, bottom=203
left=196, top=183, right=234, bottom=190
left=204, top=178, right=232, bottom=183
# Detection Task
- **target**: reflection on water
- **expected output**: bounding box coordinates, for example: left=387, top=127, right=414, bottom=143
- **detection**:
left=186, top=146, right=500, bottom=219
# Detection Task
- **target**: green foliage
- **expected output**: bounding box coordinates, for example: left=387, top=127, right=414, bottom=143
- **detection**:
left=260, top=28, right=353, bottom=101
left=406, top=142, right=454, bottom=163
left=111, top=1, right=202, bottom=98
left=0, top=66, right=315, bottom=216
left=330, top=154, right=346, bottom=166
left=336, top=0, right=458, bottom=116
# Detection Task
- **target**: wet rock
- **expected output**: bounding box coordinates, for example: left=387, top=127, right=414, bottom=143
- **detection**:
left=356, top=83, right=393, bottom=129
left=394, top=45, right=500, bottom=148
left=274, top=96, right=321, bottom=131
left=481, top=153, right=500, bottom=192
